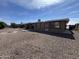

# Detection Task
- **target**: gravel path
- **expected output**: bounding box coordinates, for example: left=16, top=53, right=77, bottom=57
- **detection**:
left=0, top=28, right=79, bottom=59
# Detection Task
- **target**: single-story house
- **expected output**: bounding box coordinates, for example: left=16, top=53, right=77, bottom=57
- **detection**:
left=25, top=18, right=69, bottom=33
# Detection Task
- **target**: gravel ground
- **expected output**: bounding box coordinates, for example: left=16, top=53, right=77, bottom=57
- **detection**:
left=0, top=28, right=79, bottom=59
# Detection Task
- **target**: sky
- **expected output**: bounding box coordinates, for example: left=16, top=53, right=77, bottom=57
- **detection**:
left=0, top=0, right=79, bottom=25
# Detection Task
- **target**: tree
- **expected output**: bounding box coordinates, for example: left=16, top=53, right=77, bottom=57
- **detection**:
left=10, top=23, right=18, bottom=28
left=0, top=21, right=7, bottom=29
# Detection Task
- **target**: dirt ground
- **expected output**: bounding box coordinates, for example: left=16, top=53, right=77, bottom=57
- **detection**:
left=0, top=28, right=79, bottom=59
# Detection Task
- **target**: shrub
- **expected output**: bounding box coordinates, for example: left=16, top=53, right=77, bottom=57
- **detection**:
left=0, top=22, right=7, bottom=29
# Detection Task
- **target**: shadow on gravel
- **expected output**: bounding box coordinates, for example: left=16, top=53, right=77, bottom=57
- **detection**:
left=27, top=30, right=75, bottom=40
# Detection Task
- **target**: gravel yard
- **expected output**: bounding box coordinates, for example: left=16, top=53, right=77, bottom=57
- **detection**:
left=0, top=28, right=79, bottom=59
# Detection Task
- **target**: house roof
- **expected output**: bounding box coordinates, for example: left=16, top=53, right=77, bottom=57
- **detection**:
left=33, top=18, right=69, bottom=24
left=45, top=18, right=69, bottom=23
left=25, top=18, right=69, bottom=25
left=75, top=23, right=79, bottom=25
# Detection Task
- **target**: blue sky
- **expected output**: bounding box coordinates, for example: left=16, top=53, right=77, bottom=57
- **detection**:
left=0, top=0, right=79, bottom=25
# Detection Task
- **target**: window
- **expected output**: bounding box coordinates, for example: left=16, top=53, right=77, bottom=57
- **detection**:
left=54, top=22, right=60, bottom=28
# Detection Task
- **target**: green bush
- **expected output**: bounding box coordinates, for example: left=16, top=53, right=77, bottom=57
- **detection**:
left=0, top=22, right=7, bottom=29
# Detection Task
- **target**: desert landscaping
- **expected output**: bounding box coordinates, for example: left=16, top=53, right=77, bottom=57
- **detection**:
left=0, top=0, right=79, bottom=59
left=0, top=28, right=79, bottom=59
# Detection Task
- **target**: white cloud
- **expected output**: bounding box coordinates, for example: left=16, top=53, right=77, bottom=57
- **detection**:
left=0, top=18, right=11, bottom=25
left=67, top=18, right=79, bottom=25
left=9, top=0, right=64, bottom=9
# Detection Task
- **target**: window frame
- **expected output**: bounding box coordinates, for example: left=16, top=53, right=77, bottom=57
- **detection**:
left=54, top=22, right=60, bottom=29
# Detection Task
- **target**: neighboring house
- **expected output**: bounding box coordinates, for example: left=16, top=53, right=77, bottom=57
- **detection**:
left=69, top=25, right=75, bottom=30
left=75, top=23, right=79, bottom=30
left=25, top=18, right=69, bottom=33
